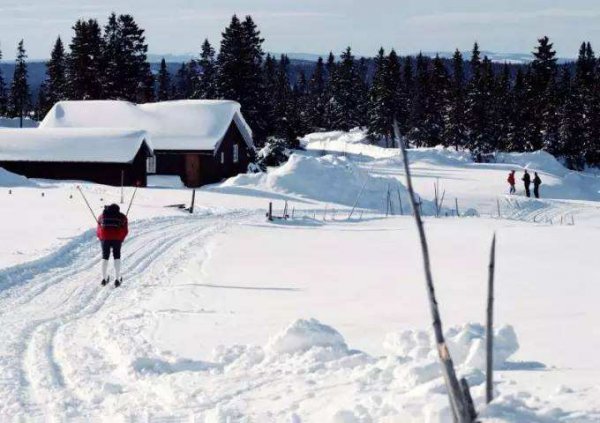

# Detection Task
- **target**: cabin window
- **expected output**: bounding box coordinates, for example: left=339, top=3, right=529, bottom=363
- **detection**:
left=233, top=144, right=239, bottom=163
left=221, top=152, right=225, bottom=164
left=146, top=156, right=156, bottom=174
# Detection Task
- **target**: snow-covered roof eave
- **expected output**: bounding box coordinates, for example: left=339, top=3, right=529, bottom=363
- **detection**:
left=212, top=111, right=255, bottom=155
left=0, top=128, right=152, bottom=164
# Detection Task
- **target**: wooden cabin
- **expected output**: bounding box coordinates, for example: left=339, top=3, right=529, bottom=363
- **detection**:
left=0, top=128, right=153, bottom=186
left=40, top=99, right=254, bottom=187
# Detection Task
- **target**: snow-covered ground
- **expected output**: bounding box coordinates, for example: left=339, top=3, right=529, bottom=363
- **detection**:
left=1, top=130, right=600, bottom=422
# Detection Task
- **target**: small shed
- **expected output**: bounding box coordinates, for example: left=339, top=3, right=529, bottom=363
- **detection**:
left=0, top=128, right=153, bottom=186
left=40, top=100, right=254, bottom=187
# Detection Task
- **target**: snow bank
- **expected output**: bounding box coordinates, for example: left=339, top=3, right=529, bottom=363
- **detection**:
left=147, top=175, right=185, bottom=189
left=496, top=150, right=569, bottom=177
left=266, top=318, right=348, bottom=355
left=0, top=117, right=38, bottom=128
left=0, top=167, right=37, bottom=187
left=383, top=323, right=519, bottom=371
left=222, top=153, right=435, bottom=212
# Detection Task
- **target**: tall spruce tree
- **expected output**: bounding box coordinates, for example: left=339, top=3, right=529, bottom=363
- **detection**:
left=329, top=47, right=365, bottom=131
left=67, top=19, right=104, bottom=99
left=157, top=58, right=171, bottom=101
left=194, top=39, right=217, bottom=99
left=173, top=63, right=192, bottom=99
left=443, top=49, right=467, bottom=150
left=102, top=13, right=152, bottom=102
left=9, top=40, right=30, bottom=126
left=493, top=63, right=514, bottom=151
left=367, top=48, right=402, bottom=146
left=407, top=53, right=430, bottom=147
left=398, top=56, right=414, bottom=136
left=39, top=36, right=67, bottom=116
left=465, top=43, right=495, bottom=158
left=307, top=56, right=327, bottom=131
left=0, top=47, right=8, bottom=116
left=217, top=15, right=266, bottom=141
left=528, top=36, right=558, bottom=151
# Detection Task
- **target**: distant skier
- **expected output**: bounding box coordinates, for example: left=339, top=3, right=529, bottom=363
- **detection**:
left=507, top=170, right=516, bottom=194
left=97, top=203, right=128, bottom=287
left=533, top=172, right=542, bottom=199
left=522, top=170, right=531, bottom=198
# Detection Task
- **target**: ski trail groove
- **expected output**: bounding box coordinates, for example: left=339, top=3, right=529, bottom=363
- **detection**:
left=0, top=211, right=251, bottom=420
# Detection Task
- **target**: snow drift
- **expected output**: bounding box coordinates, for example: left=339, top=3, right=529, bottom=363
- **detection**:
left=0, top=167, right=37, bottom=187
left=221, top=153, right=437, bottom=213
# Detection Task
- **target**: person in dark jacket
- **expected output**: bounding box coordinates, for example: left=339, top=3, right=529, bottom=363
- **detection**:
left=97, top=204, right=129, bottom=286
left=522, top=170, right=531, bottom=197
left=533, top=172, right=542, bottom=198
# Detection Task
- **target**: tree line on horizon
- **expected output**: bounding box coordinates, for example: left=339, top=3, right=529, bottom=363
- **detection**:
left=0, top=13, right=598, bottom=169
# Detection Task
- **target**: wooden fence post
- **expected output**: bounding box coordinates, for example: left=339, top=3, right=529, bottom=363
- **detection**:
left=397, top=187, right=404, bottom=215
left=268, top=202, right=273, bottom=221
left=486, top=234, right=497, bottom=404
left=189, top=189, right=196, bottom=214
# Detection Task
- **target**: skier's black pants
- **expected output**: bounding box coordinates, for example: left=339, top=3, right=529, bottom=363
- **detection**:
left=524, top=184, right=531, bottom=197
left=101, top=240, right=122, bottom=260
left=534, top=186, right=540, bottom=198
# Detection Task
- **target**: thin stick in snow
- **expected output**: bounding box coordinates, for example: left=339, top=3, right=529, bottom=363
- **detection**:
left=455, top=198, right=460, bottom=217
left=77, top=186, right=98, bottom=223
left=486, top=234, right=496, bottom=404
left=394, top=120, right=472, bottom=422
left=397, top=187, right=404, bottom=215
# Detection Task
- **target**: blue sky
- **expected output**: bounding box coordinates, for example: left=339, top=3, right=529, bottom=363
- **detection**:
left=1, top=0, right=600, bottom=60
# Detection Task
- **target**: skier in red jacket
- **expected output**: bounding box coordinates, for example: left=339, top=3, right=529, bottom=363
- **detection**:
left=97, top=203, right=129, bottom=287
left=507, top=170, right=516, bottom=194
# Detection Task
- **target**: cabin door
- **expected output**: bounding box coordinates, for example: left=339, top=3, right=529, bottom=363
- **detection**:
left=185, top=154, right=201, bottom=187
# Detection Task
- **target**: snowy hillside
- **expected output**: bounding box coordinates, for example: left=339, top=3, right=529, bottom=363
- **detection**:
left=1, top=130, right=600, bottom=422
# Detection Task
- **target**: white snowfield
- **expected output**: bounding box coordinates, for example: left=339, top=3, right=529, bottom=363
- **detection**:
left=1, top=129, right=600, bottom=422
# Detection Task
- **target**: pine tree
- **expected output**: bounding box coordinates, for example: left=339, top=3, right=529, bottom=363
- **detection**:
left=367, top=48, right=401, bottom=146
left=398, top=56, right=414, bottom=136
left=559, top=75, right=586, bottom=170
left=507, top=68, right=528, bottom=152
left=67, top=19, right=104, bottom=99
left=528, top=36, right=558, bottom=151
left=329, top=47, right=365, bottom=131
left=9, top=40, right=30, bottom=126
left=407, top=53, right=430, bottom=147
left=260, top=54, right=278, bottom=139
left=423, top=54, right=449, bottom=147
left=157, top=58, right=171, bottom=101
left=465, top=43, right=495, bottom=158
left=323, top=52, right=337, bottom=129
left=493, top=63, right=513, bottom=151
left=217, top=15, right=266, bottom=141
left=0, top=47, right=8, bottom=116
left=367, top=48, right=390, bottom=144
left=195, top=39, right=217, bottom=99
left=102, top=13, right=152, bottom=102
left=307, top=56, right=327, bottom=131
left=443, top=49, right=467, bottom=150
left=173, top=63, right=192, bottom=99
left=40, top=36, right=67, bottom=116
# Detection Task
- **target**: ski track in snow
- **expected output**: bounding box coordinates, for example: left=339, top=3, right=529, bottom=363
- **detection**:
left=0, top=210, right=251, bottom=420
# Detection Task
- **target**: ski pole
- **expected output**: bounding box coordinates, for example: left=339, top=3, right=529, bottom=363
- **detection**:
left=76, top=186, right=98, bottom=223
left=126, top=184, right=139, bottom=217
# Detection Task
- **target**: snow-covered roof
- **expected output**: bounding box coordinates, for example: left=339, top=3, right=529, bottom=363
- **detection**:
left=0, top=128, right=151, bottom=163
left=40, top=99, right=254, bottom=152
